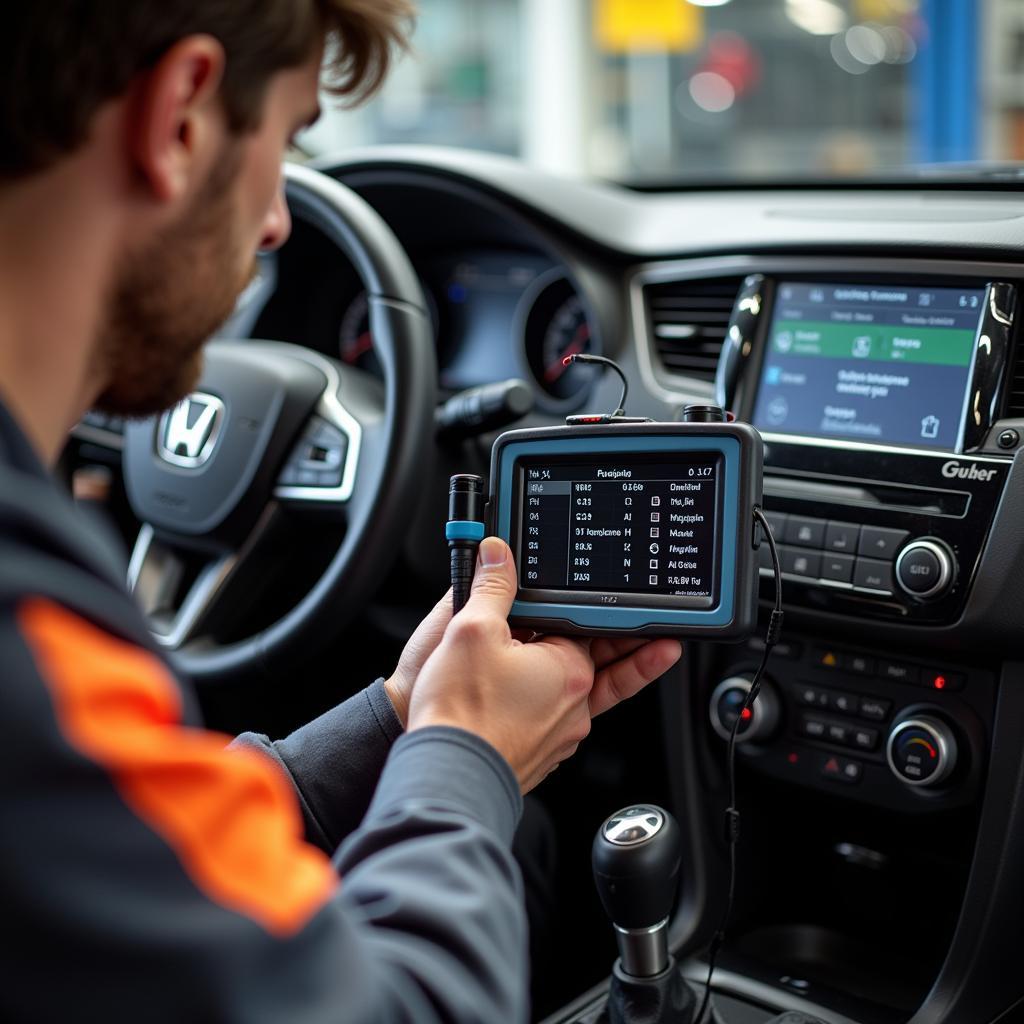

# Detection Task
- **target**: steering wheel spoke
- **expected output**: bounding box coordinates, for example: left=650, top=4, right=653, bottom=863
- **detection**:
left=128, top=525, right=241, bottom=651
left=273, top=354, right=374, bottom=509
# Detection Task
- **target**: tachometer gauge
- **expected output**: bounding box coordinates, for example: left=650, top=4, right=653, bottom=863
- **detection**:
left=541, top=294, right=591, bottom=394
left=521, top=274, right=599, bottom=407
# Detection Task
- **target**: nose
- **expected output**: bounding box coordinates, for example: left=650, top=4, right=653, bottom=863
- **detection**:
left=259, top=181, right=292, bottom=252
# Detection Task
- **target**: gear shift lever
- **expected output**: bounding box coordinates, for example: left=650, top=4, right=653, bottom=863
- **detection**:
left=593, top=805, right=682, bottom=978
left=591, top=805, right=696, bottom=1024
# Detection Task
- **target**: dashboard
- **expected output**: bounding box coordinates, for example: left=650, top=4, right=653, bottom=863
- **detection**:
left=219, top=147, right=1024, bottom=1024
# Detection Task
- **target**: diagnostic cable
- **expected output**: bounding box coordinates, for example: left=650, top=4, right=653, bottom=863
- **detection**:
left=695, top=506, right=783, bottom=1024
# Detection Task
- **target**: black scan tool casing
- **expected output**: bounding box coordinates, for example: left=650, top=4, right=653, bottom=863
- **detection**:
left=487, top=422, right=764, bottom=640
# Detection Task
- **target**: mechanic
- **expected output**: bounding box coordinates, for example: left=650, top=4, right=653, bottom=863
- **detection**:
left=0, top=3, right=683, bottom=1021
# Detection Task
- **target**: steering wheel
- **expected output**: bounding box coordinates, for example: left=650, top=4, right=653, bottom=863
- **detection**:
left=119, top=163, right=436, bottom=685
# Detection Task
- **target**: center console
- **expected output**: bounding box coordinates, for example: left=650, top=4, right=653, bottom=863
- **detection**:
left=621, top=256, right=1024, bottom=1024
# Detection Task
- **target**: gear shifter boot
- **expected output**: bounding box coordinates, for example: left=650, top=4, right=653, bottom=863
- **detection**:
left=604, top=960, right=697, bottom=1024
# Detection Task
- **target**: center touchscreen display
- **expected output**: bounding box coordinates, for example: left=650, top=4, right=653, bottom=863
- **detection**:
left=752, top=282, right=985, bottom=451
left=516, top=453, right=721, bottom=603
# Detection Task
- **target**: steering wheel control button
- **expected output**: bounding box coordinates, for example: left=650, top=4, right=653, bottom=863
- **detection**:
left=858, top=526, right=910, bottom=560
left=279, top=418, right=349, bottom=489
left=896, top=539, right=956, bottom=600
left=887, top=717, right=957, bottom=788
left=821, top=553, right=855, bottom=583
left=785, top=516, right=826, bottom=549
left=853, top=558, right=894, bottom=594
left=820, top=754, right=863, bottom=784
left=824, top=521, right=860, bottom=553
left=782, top=548, right=822, bottom=579
left=710, top=677, right=780, bottom=745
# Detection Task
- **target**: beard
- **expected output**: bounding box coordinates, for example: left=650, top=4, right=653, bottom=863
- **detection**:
left=93, top=145, right=257, bottom=417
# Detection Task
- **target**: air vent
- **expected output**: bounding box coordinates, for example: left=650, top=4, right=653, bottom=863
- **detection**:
left=645, top=276, right=743, bottom=382
left=1005, top=336, right=1024, bottom=418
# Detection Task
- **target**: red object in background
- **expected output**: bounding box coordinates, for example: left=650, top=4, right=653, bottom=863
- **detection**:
left=700, top=32, right=761, bottom=98
left=740, top=707, right=753, bottom=721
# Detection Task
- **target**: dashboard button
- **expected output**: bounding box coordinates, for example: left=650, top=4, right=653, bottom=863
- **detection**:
left=825, top=522, right=860, bottom=554
left=859, top=697, right=891, bottom=721
left=763, top=511, right=788, bottom=540
left=829, top=692, right=858, bottom=716
left=852, top=726, right=879, bottom=751
left=840, top=653, right=876, bottom=675
left=858, top=527, right=910, bottom=560
left=782, top=548, right=821, bottom=579
left=801, top=716, right=827, bottom=739
left=795, top=684, right=829, bottom=708
left=920, top=668, right=965, bottom=692
left=880, top=661, right=919, bottom=684
left=821, top=754, right=862, bottom=784
left=821, top=553, right=855, bottom=583
left=853, top=558, right=894, bottom=594
left=826, top=722, right=850, bottom=745
left=785, top=517, right=826, bottom=549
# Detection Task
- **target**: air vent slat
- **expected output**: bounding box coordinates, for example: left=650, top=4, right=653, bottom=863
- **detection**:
left=644, top=276, right=743, bottom=383
left=1004, top=331, right=1024, bottom=418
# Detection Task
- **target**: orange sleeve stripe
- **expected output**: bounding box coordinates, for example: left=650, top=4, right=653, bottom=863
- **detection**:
left=17, top=598, right=338, bottom=938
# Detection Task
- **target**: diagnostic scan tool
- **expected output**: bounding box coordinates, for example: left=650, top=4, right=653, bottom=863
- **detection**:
left=488, top=409, right=764, bottom=641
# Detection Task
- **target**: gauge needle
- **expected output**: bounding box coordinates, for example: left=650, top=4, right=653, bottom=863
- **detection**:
left=344, top=332, right=373, bottom=363
left=544, top=326, right=590, bottom=382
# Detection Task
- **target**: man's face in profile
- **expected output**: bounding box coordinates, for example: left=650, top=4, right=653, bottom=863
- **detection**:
left=93, top=56, right=322, bottom=417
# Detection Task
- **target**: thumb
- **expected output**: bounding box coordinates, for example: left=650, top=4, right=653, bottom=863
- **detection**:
left=463, top=537, right=518, bottom=621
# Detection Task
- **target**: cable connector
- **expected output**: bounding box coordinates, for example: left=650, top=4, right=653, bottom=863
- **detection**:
left=724, top=807, right=741, bottom=844
left=765, top=609, right=785, bottom=647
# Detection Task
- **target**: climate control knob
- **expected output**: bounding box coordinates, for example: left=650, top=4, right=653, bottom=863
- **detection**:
left=895, top=539, right=956, bottom=601
left=886, top=715, right=957, bottom=788
left=709, top=676, right=780, bottom=745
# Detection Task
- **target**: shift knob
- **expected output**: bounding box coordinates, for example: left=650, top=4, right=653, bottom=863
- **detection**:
left=593, top=805, right=682, bottom=977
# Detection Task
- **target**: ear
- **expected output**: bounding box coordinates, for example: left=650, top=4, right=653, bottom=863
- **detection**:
left=129, top=35, right=228, bottom=204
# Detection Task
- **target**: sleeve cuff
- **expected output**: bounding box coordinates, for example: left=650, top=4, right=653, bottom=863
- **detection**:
left=365, top=727, right=523, bottom=845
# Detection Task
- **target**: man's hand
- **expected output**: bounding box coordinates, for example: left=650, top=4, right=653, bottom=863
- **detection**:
left=383, top=590, right=454, bottom=728
left=405, top=538, right=682, bottom=793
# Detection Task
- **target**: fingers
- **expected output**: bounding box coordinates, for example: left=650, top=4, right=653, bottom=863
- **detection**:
left=591, top=636, right=647, bottom=670
left=589, top=639, right=682, bottom=718
left=460, top=537, right=518, bottom=629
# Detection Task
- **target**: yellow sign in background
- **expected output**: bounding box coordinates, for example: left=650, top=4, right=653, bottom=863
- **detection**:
left=595, top=0, right=705, bottom=54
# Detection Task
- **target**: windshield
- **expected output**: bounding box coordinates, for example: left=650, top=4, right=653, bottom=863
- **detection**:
left=300, top=0, right=1010, bottom=184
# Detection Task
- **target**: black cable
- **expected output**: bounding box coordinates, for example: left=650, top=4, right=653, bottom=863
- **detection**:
left=694, top=506, right=783, bottom=1024
left=562, top=353, right=629, bottom=416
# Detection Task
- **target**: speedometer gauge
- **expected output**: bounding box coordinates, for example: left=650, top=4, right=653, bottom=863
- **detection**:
left=520, top=274, right=599, bottom=407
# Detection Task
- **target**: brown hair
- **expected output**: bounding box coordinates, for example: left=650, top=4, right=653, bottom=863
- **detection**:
left=1, top=0, right=415, bottom=179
